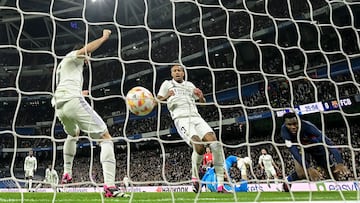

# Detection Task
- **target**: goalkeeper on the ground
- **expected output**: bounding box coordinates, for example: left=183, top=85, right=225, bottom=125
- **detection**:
left=224, top=155, right=252, bottom=182
left=201, top=155, right=251, bottom=193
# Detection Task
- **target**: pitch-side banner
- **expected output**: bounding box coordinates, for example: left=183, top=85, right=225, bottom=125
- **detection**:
left=1, top=181, right=359, bottom=192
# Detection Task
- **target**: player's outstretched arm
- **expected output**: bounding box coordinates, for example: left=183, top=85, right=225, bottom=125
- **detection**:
left=258, top=157, right=264, bottom=170
left=157, top=90, right=174, bottom=102
left=307, top=122, right=345, bottom=164
left=77, top=29, right=111, bottom=56
left=272, top=160, right=279, bottom=170
left=157, top=80, right=174, bottom=103
left=282, top=127, right=310, bottom=169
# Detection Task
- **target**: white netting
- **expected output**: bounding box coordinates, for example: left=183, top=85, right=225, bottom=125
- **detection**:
left=0, top=0, right=360, bottom=202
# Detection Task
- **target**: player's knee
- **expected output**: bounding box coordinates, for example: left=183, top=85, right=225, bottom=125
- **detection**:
left=209, top=141, right=220, bottom=151
left=66, top=135, right=79, bottom=142
left=101, top=131, right=112, bottom=140
left=194, top=145, right=205, bottom=155
left=191, top=136, right=205, bottom=155
left=202, top=132, right=217, bottom=142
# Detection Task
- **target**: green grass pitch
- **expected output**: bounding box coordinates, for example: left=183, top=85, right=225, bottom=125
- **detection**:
left=0, top=192, right=359, bottom=203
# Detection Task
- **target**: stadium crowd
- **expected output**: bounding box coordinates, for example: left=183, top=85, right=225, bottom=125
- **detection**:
left=0, top=123, right=359, bottom=187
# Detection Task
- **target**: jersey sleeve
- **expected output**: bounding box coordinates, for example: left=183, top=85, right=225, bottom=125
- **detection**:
left=281, top=125, right=310, bottom=168
left=24, top=157, right=27, bottom=170
left=157, top=81, right=170, bottom=98
left=68, top=51, right=82, bottom=63
left=305, top=122, right=344, bottom=164
left=308, top=123, right=344, bottom=163
left=34, top=158, right=37, bottom=171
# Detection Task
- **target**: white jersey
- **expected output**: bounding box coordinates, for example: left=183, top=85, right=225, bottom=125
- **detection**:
left=53, top=51, right=84, bottom=106
left=258, top=154, right=274, bottom=169
left=237, top=157, right=251, bottom=175
left=157, top=79, right=201, bottom=119
left=45, top=168, right=59, bottom=184
left=24, top=156, right=37, bottom=171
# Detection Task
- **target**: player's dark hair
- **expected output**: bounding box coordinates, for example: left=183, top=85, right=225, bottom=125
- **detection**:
left=171, top=64, right=183, bottom=69
left=283, top=112, right=297, bottom=122
left=72, top=43, right=84, bottom=51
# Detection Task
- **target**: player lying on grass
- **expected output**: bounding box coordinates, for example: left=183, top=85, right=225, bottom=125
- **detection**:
left=224, top=155, right=252, bottom=182
left=201, top=155, right=251, bottom=192
left=281, top=112, right=350, bottom=191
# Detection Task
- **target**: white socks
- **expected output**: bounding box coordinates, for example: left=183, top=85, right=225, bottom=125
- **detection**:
left=209, top=142, right=224, bottom=186
left=63, top=135, right=116, bottom=187
left=100, top=140, right=116, bottom=187
left=191, top=151, right=203, bottom=180
left=28, top=179, right=32, bottom=191
left=63, top=135, right=77, bottom=177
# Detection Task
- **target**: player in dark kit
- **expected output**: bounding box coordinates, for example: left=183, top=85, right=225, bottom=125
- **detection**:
left=281, top=112, right=349, bottom=191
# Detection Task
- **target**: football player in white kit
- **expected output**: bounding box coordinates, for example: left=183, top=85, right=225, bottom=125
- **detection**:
left=52, top=29, right=128, bottom=198
left=157, top=65, right=225, bottom=193
left=24, top=150, right=37, bottom=192
left=224, top=155, right=252, bottom=181
left=35, top=164, right=59, bottom=192
left=123, top=175, right=129, bottom=192
left=258, top=148, right=280, bottom=190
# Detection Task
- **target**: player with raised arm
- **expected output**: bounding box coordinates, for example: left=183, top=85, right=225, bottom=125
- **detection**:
left=157, top=65, right=225, bottom=193
left=281, top=112, right=350, bottom=191
left=52, top=29, right=129, bottom=198
left=24, top=150, right=37, bottom=192
left=35, top=164, right=59, bottom=192
left=258, top=148, right=280, bottom=190
left=225, top=155, right=252, bottom=182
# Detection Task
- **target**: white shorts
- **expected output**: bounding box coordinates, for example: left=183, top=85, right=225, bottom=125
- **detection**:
left=265, top=167, right=276, bottom=177
left=25, top=170, right=34, bottom=178
left=55, top=97, right=107, bottom=139
left=174, top=116, right=213, bottom=145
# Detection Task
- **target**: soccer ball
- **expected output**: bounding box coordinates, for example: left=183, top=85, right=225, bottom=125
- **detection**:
left=126, top=86, right=155, bottom=116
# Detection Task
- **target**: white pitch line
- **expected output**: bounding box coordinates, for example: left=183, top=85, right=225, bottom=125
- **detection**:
left=1, top=198, right=359, bottom=203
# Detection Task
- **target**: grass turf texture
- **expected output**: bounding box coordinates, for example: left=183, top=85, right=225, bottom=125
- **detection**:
left=0, top=192, right=358, bottom=203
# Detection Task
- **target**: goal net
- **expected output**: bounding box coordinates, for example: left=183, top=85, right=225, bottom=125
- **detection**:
left=0, top=0, right=360, bottom=202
